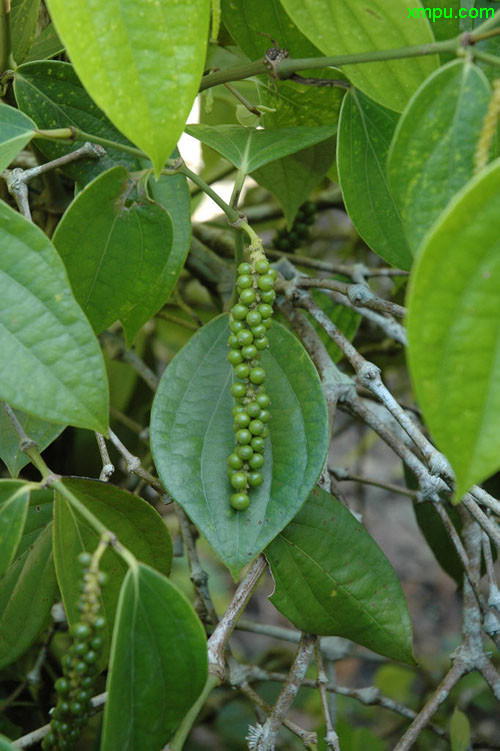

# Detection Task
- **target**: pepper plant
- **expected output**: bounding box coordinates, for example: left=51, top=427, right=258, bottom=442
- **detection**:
left=0, top=0, right=500, bottom=749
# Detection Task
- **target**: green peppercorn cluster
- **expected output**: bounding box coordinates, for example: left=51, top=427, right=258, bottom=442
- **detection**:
left=43, top=552, right=107, bottom=751
left=227, top=257, right=276, bottom=511
left=273, top=201, right=316, bottom=252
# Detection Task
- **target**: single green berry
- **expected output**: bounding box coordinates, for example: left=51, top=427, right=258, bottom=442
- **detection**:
left=230, top=493, right=250, bottom=511
left=255, top=259, right=269, bottom=274
left=236, top=429, right=252, bottom=445
left=238, top=444, right=253, bottom=461
left=238, top=262, right=252, bottom=275
left=249, top=419, right=264, bottom=435
left=73, top=641, right=88, bottom=656
left=249, top=452, right=265, bottom=469
left=228, top=349, right=243, bottom=365
left=237, top=329, right=253, bottom=347
left=70, top=623, right=91, bottom=640
left=90, top=635, right=103, bottom=650
left=81, top=676, right=94, bottom=689
left=254, top=337, right=268, bottom=350
left=230, top=471, right=248, bottom=490
left=227, top=334, right=239, bottom=348
left=69, top=728, right=81, bottom=742
left=261, top=427, right=269, bottom=438
left=77, top=552, right=92, bottom=567
left=234, top=412, right=250, bottom=428
left=234, top=363, right=250, bottom=379
left=240, top=288, right=256, bottom=305
left=247, top=402, right=261, bottom=418
left=55, top=677, right=70, bottom=695
left=93, top=616, right=106, bottom=631
left=249, top=367, right=266, bottom=384
left=84, top=650, right=98, bottom=663
left=227, top=467, right=236, bottom=479
left=76, top=689, right=93, bottom=703
left=268, top=268, right=278, bottom=281
left=259, top=409, right=271, bottom=423
left=74, top=661, right=88, bottom=675
left=248, top=471, right=264, bottom=487
left=230, top=319, right=244, bottom=333
left=70, top=701, right=85, bottom=716
left=251, top=323, right=266, bottom=338
left=251, top=436, right=265, bottom=452
left=237, top=274, right=252, bottom=289
left=232, top=303, right=249, bottom=320
left=264, top=318, right=272, bottom=329
left=258, top=275, right=274, bottom=291
left=59, top=722, right=71, bottom=735
left=98, top=571, right=107, bottom=585
left=242, top=345, right=257, bottom=360
left=228, top=453, right=243, bottom=469
left=256, top=392, right=270, bottom=408
left=258, top=303, right=273, bottom=319
left=260, top=289, right=276, bottom=304
left=246, top=310, right=262, bottom=327
left=231, top=382, right=246, bottom=398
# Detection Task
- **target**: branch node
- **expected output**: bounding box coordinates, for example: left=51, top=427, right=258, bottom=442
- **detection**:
left=347, top=283, right=373, bottom=306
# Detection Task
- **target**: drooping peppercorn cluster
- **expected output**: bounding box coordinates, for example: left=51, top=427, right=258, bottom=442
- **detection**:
left=226, top=252, right=276, bottom=511
left=272, top=201, right=317, bottom=252
left=43, top=545, right=107, bottom=751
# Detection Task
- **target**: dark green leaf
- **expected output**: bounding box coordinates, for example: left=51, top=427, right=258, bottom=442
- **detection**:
left=10, top=0, right=40, bottom=63
left=0, top=408, right=64, bottom=477
left=0, top=202, right=109, bottom=433
left=23, top=23, right=65, bottom=63
left=407, top=159, right=500, bottom=499
left=0, top=480, right=30, bottom=577
left=0, top=735, right=16, bottom=750
left=0, top=521, right=57, bottom=668
left=45, top=0, right=210, bottom=174
left=53, top=478, right=173, bottom=662
left=14, top=61, right=142, bottom=184
left=101, top=563, right=208, bottom=750
left=0, top=103, right=36, bottom=172
left=53, top=166, right=174, bottom=343
left=252, top=138, right=336, bottom=229
left=151, top=315, right=329, bottom=576
left=338, top=89, right=411, bottom=270
left=185, top=124, right=336, bottom=174
left=388, top=60, right=491, bottom=252
left=266, top=486, right=414, bottom=663
left=450, top=707, right=471, bottom=751
left=413, top=502, right=463, bottom=586
left=279, top=0, right=438, bottom=112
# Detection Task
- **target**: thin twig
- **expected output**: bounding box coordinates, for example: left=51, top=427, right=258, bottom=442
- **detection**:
left=95, top=432, right=115, bottom=481
left=329, top=466, right=417, bottom=499
left=108, top=429, right=165, bottom=495
left=291, top=276, right=406, bottom=318
left=100, top=330, right=159, bottom=391
left=314, top=638, right=340, bottom=751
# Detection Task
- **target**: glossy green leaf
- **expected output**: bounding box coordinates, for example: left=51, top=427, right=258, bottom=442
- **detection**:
left=151, top=315, right=329, bottom=576
left=0, top=480, right=30, bottom=577
left=101, top=563, right=208, bottom=750
left=14, top=61, right=142, bottom=184
left=0, top=202, right=109, bottom=433
left=0, top=519, right=57, bottom=668
left=252, top=138, right=336, bottom=229
left=0, top=103, right=36, bottom=172
left=23, top=23, right=65, bottom=63
left=407, top=159, right=500, bottom=499
left=53, top=166, right=175, bottom=343
left=279, top=0, right=438, bottom=112
left=10, top=0, right=40, bottom=62
left=45, top=0, right=210, bottom=174
left=338, top=89, right=411, bottom=270
left=266, top=486, right=414, bottom=663
left=0, top=408, right=64, bottom=477
left=185, top=124, right=336, bottom=174
left=388, top=60, right=492, bottom=252
left=450, top=708, right=471, bottom=751
left=53, top=478, right=173, bottom=662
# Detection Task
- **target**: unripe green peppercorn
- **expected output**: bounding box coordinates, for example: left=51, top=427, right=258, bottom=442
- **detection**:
left=249, top=367, right=265, bottom=384
left=228, top=349, right=243, bottom=365
left=249, top=419, right=264, bottom=435
left=251, top=323, right=266, bottom=338
left=255, top=259, right=269, bottom=274
left=232, top=304, right=249, bottom=320
left=237, top=274, right=252, bottom=288
left=236, top=429, right=252, bottom=445
left=242, top=344, right=257, bottom=360
left=234, top=412, right=250, bottom=427
left=251, top=436, right=265, bottom=452
left=228, top=453, right=243, bottom=469
left=254, top=336, right=268, bottom=350
left=260, top=289, right=276, bottom=304
left=231, top=471, right=248, bottom=490
left=247, top=402, right=261, bottom=418
left=248, top=471, right=264, bottom=487
left=231, top=382, right=246, bottom=398
left=238, top=262, right=252, bottom=275
left=237, top=329, right=253, bottom=346
left=246, top=310, right=262, bottom=327
left=240, top=288, right=257, bottom=305
left=258, top=275, right=274, bottom=291
left=258, top=303, right=273, bottom=319
left=238, top=444, right=253, bottom=461
left=257, top=392, right=270, bottom=408
left=249, top=453, right=264, bottom=469
left=234, top=363, right=250, bottom=379
left=231, top=492, right=249, bottom=510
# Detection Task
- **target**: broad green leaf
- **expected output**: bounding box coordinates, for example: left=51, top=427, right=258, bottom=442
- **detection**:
left=53, top=166, right=175, bottom=343
left=23, top=23, right=65, bottom=63
left=185, top=124, right=336, bottom=174
left=14, top=61, right=142, bottom=184
left=45, top=0, right=210, bottom=174
left=407, top=159, right=500, bottom=499
left=388, top=60, right=492, bottom=252
left=450, top=708, right=471, bottom=751
left=0, top=202, right=109, bottom=433
left=10, top=0, right=40, bottom=63
left=53, top=478, right=173, bottom=662
left=0, top=480, right=30, bottom=577
left=101, top=563, right=208, bottom=751
left=0, top=103, right=36, bottom=172
left=279, top=0, right=438, bottom=112
left=252, top=138, right=336, bottom=229
left=266, top=486, right=414, bottom=663
left=338, top=89, right=411, bottom=270
left=424, top=1, right=460, bottom=60
left=0, top=520, right=57, bottom=668
left=0, top=408, right=64, bottom=477
left=151, top=315, right=329, bottom=576
left=0, top=736, right=16, bottom=750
